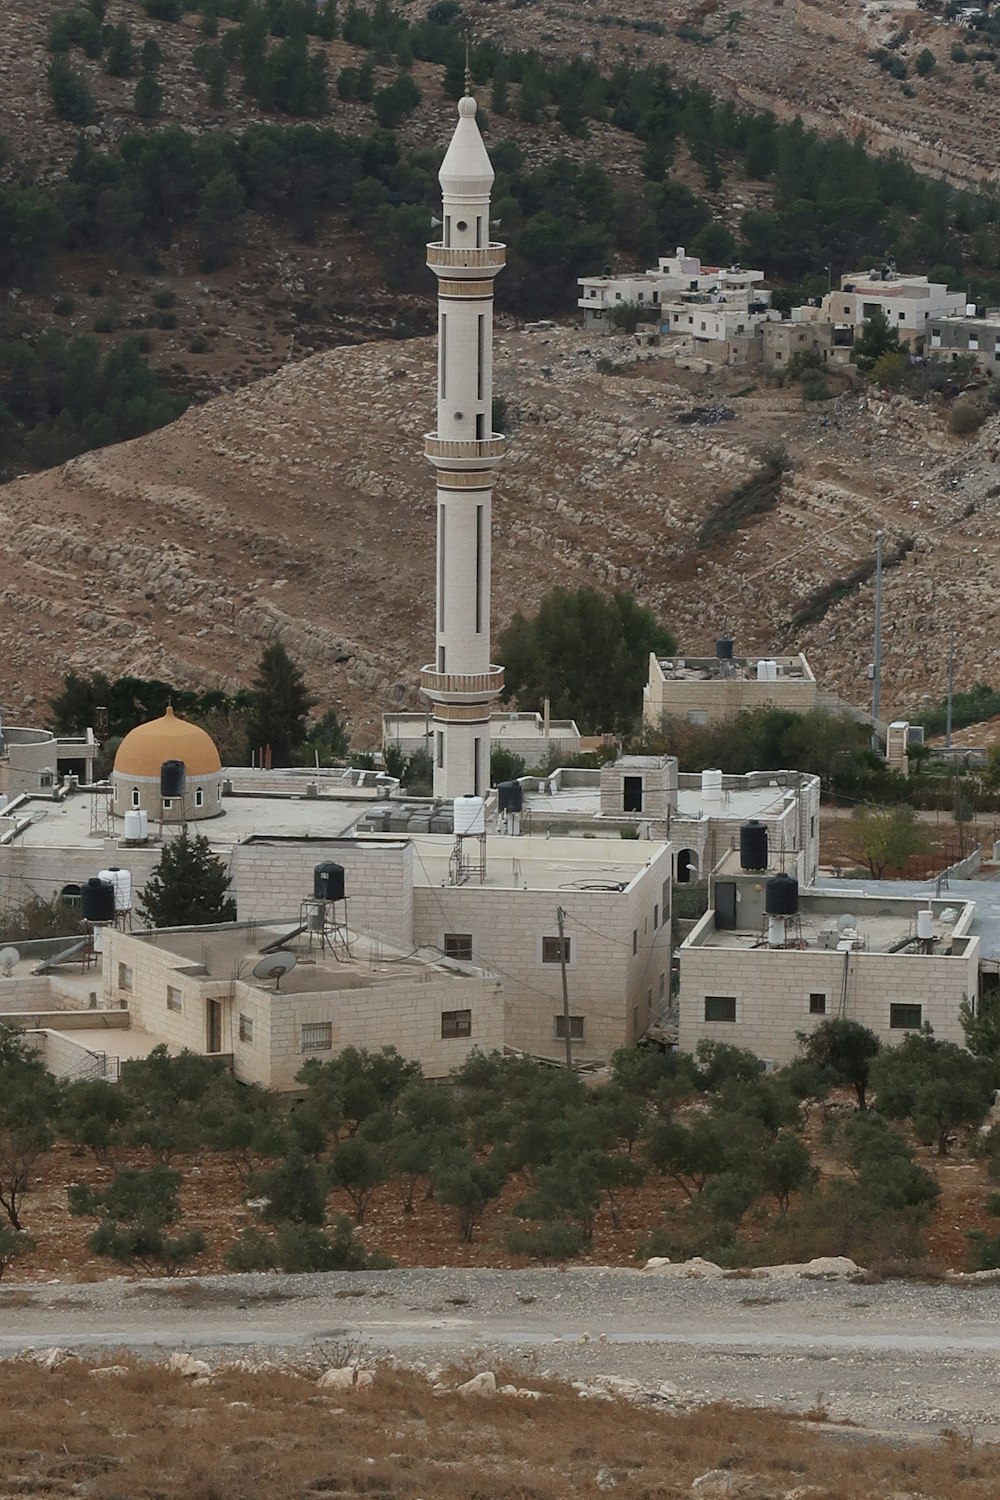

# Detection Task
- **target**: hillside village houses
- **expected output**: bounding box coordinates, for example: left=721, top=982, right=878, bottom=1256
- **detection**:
left=579, top=253, right=985, bottom=367
left=1, top=100, right=995, bottom=1086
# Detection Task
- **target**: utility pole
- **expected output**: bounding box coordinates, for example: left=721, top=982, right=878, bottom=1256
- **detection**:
left=872, top=529, right=883, bottom=728
left=945, top=629, right=955, bottom=751
left=556, top=905, right=573, bottom=1072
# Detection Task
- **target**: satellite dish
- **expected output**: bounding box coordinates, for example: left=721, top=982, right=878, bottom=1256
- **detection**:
left=0, top=946, right=19, bottom=977
left=837, top=914, right=857, bottom=933
left=252, top=950, right=297, bottom=992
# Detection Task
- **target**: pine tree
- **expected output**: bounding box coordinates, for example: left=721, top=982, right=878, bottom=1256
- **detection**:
left=138, top=829, right=237, bottom=928
left=246, top=639, right=316, bottom=767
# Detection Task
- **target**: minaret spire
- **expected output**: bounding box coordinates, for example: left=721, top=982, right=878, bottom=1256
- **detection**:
left=420, top=94, right=506, bottom=800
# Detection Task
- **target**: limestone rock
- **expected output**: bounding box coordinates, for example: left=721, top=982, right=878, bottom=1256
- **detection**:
left=456, top=1371, right=497, bottom=1397
left=167, top=1352, right=212, bottom=1379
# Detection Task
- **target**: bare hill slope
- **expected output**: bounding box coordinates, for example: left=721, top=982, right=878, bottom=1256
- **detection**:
left=3, top=327, right=997, bottom=735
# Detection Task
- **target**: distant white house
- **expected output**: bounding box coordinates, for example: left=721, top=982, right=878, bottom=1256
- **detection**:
left=578, top=247, right=771, bottom=334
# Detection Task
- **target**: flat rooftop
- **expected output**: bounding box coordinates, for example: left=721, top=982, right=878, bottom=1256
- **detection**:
left=688, top=891, right=975, bottom=956
left=654, top=654, right=812, bottom=683
left=519, top=778, right=806, bottom=824
left=401, top=833, right=669, bottom=893
left=0, top=788, right=372, bottom=851
left=137, top=921, right=483, bottom=994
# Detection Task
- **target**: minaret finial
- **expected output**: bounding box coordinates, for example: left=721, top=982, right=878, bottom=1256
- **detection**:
left=464, top=40, right=472, bottom=96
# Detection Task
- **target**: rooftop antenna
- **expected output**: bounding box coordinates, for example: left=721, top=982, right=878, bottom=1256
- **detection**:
left=465, top=39, right=472, bottom=95
left=251, top=950, right=297, bottom=993
left=871, top=529, right=883, bottom=749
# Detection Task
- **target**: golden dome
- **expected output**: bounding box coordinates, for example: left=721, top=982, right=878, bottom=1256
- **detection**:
left=113, top=706, right=222, bottom=779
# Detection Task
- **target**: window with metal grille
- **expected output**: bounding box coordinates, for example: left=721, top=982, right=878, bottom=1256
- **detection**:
left=704, top=995, right=736, bottom=1023
left=443, top=933, right=473, bottom=962
left=301, top=1022, right=333, bottom=1052
left=554, top=1014, right=585, bottom=1040
left=542, top=936, right=571, bottom=965
left=808, top=993, right=827, bottom=1015
left=441, top=1009, right=472, bottom=1039
left=890, top=1003, right=922, bottom=1030
left=239, top=1013, right=254, bottom=1044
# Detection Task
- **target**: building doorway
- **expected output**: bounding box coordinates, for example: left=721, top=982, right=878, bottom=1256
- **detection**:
left=623, top=775, right=643, bottom=813
left=676, top=848, right=698, bottom=883
left=206, top=998, right=223, bottom=1054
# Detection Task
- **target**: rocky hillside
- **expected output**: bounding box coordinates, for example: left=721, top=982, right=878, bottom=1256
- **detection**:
left=3, top=326, right=997, bottom=738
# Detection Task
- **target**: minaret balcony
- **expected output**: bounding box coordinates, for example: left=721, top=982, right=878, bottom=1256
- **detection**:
left=426, top=243, right=506, bottom=274
left=424, top=433, right=506, bottom=469
left=419, top=665, right=505, bottom=702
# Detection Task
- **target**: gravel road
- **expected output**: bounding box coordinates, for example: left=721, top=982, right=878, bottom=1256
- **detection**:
left=3, top=1268, right=1000, bottom=1435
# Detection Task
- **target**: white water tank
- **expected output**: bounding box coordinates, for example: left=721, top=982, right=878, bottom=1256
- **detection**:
left=124, top=811, right=142, bottom=840
left=701, top=768, right=723, bottom=802
left=98, top=866, right=132, bottom=913
left=917, top=910, right=935, bottom=942
left=454, top=795, right=486, bottom=836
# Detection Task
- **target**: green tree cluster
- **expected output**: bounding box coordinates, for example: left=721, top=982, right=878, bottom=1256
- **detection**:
left=498, top=586, right=675, bottom=734
left=138, top=830, right=237, bottom=928
left=0, top=334, right=186, bottom=478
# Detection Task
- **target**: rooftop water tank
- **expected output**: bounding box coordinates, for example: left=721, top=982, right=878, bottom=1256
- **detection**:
left=716, top=637, right=734, bottom=661
left=314, top=862, right=345, bottom=903
left=98, top=866, right=132, bottom=913
left=739, top=819, right=769, bottom=872
left=764, top=872, right=799, bottom=917
left=81, top=876, right=115, bottom=924
left=123, top=810, right=143, bottom=841
left=160, top=759, right=186, bottom=799
left=454, top=795, right=486, bottom=836
left=701, top=768, right=723, bottom=801
left=497, top=780, right=524, bottom=814
left=756, top=659, right=769, bottom=681
left=917, top=910, right=935, bottom=942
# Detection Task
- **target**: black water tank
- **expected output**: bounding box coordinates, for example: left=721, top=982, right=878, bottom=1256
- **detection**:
left=81, top=876, right=115, bottom=923
left=314, top=862, right=346, bottom=902
left=739, top=819, right=768, bottom=872
left=160, top=760, right=186, bottom=799
left=716, top=637, right=734, bottom=660
left=497, top=780, right=524, bottom=814
left=764, top=872, right=799, bottom=916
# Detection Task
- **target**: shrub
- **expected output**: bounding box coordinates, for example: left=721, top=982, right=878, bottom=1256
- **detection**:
left=505, top=1220, right=588, bottom=1261
left=47, top=55, right=97, bottom=123
left=949, top=401, right=985, bottom=436
left=188, top=335, right=209, bottom=353
left=151, top=288, right=176, bottom=309
left=916, top=47, right=936, bottom=75
left=53, top=296, right=76, bottom=317
left=134, top=75, right=163, bottom=118
left=156, top=312, right=178, bottom=330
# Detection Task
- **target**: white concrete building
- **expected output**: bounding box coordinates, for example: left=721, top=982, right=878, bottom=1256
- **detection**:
left=420, top=91, right=507, bottom=800
left=0, top=721, right=98, bottom=797
left=678, top=855, right=980, bottom=1064
left=818, top=269, right=965, bottom=349
left=578, top=248, right=769, bottom=333
left=382, top=708, right=583, bottom=767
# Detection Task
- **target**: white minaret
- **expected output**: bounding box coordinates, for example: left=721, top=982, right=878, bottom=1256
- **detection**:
left=420, top=87, right=505, bottom=801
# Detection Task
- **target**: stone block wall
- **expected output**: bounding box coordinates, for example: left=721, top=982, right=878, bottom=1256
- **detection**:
left=233, top=839, right=414, bottom=947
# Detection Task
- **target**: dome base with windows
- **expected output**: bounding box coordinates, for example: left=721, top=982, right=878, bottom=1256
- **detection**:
left=111, top=706, right=224, bottom=824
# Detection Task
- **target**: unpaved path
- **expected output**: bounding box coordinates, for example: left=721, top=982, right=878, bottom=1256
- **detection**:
left=3, top=1268, right=1000, bottom=1435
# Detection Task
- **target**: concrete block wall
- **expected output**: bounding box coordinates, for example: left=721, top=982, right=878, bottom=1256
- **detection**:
left=412, top=847, right=673, bottom=1060
left=232, top=840, right=414, bottom=947
left=0, top=975, right=87, bottom=1013
left=265, top=975, right=503, bottom=1091
left=105, top=928, right=235, bottom=1058
left=39, top=1029, right=115, bottom=1080
left=678, top=941, right=979, bottom=1064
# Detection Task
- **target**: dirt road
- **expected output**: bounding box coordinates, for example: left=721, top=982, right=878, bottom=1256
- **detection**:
left=3, top=1268, right=1000, bottom=1436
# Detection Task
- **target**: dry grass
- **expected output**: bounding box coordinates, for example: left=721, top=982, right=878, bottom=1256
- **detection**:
left=0, top=1359, right=999, bottom=1499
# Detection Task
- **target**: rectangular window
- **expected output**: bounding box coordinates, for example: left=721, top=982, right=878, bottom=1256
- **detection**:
left=704, top=995, right=737, bottom=1023
left=659, top=972, right=666, bottom=999
left=554, top=1014, right=585, bottom=1041
left=808, top=992, right=827, bottom=1015
left=438, top=645, right=445, bottom=672
left=443, top=932, right=473, bottom=962
left=437, top=504, right=446, bottom=631
left=476, top=216, right=483, bottom=248
left=444, top=216, right=451, bottom=248
left=441, top=1009, right=472, bottom=1039
left=195, top=788, right=204, bottom=808
left=476, top=412, right=485, bottom=441
left=162, top=797, right=173, bottom=811
left=301, top=1022, right=333, bottom=1052
left=477, top=314, right=485, bottom=401
left=436, top=731, right=444, bottom=769
left=239, top=1012, right=254, bottom=1044
left=166, top=985, right=182, bottom=1013
left=890, top=1003, right=922, bottom=1030
left=118, top=963, right=133, bottom=994
left=661, top=880, right=669, bottom=920
left=474, top=736, right=483, bottom=797
left=475, top=503, right=483, bottom=634
left=131, top=788, right=140, bottom=808
left=542, top=935, right=571, bottom=966
left=653, top=903, right=660, bottom=930
left=632, top=929, right=638, bottom=956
